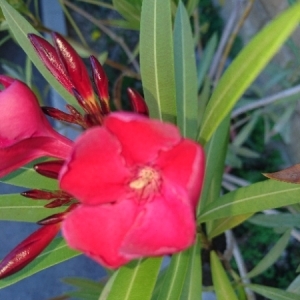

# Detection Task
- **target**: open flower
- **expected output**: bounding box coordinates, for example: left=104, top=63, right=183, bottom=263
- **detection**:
left=0, top=76, right=72, bottom=177
left=60, top=112, right=205, bottom=268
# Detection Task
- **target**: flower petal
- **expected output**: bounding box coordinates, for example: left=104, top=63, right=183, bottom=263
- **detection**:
left=104, top=112, right=181, bottom=165
left=0, top=137, right=72, bottom=177
left=59, top=126, right=132, bottom=205
left=121, top=186, right=196, bottom=258
left=62, top=200, right=137, bottom=268
left=156, top=139, right=205, bottom=208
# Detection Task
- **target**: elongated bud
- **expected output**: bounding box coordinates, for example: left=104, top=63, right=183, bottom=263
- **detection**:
left=0, top=75, right=14, bottom=88
left=45, top=198, right=72, bottom=208
left=28, top=34, right=73, bottom=93
left=21, top=189, right=70, bottom=201
left=127, top=88, right=149, bottom=116
left=34, top=160, right=64, bottom=179
left=90, top=56, right=110, bottom=114
left=42, top=106, right=76, bottom=123
left=38, top=204, right=78, bottom=225
left=52, top=32, right=94, bottom=103
left=0, top=223, right=60, bottom=279
left=21, top=189, right=56, bottom=200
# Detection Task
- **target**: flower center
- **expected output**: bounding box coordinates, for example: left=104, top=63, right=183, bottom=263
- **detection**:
left=129, top=166, right=161, bottom=200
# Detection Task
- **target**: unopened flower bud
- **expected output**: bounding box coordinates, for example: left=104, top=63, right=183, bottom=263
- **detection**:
left=0, top=223, right=60, bottom=279
left=90, top=56, right=110, bottom=114
left=34, top=160, right=64, bottom=179
left=127, top=88, right=149, bottom=116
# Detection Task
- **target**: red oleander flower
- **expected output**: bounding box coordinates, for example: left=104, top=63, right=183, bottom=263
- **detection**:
left=0, top=75, right=72, bottom=177
left=60, top=112, right=205, bottom=268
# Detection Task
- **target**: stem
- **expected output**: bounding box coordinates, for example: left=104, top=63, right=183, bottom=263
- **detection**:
left=231, top=84, right=300, bottom=118
left=214, top=0, right=255, bottom=82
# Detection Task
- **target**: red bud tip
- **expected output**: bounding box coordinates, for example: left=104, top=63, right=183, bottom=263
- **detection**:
left=28, top=34, right=74, bottom=93
left=0, top=75, right=15, bottom=88
left=21, top=189, right=71, bottom=202
left=38, top=203, right=79, bottom=225
left=21, top=189, right=55, bottom=200
left=44, top=198, right=72, bottom=208
left=42, top=106, right=77, bottom=124
left=127, top=88, right=149, bottom=116
left=51, top=32, right=94, bottom=102
left=90, top=56, right=110, bottom=114
left=37, top=212, right=66, bottom=225
left=0, top=224, right=60, bottom=279
left=34, top=160, right=64, bottom=179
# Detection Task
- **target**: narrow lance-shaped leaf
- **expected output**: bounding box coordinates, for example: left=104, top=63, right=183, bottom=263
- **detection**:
left=246, top=229, right=291, bottom=279
left=156, top=250, right=190, bottom=300
left=247, top=284, right=299, bottom=300
left=180, top=235, right=202, bottom=300
left=174, top=1, right=198, bottom=139
left=106, top=257, right=162, bottom=300
left=207, top=213, right=253, bottom=239
left=210, top=251, right=238, bottom=300
left=0, top=194, right=64, bottom=223
left=199, top=180, right=300, bottom=222
left=0, top=164, right=58, bottom=190
left=248, top=213, right=300, bottom=228
left=140, top=0, right=177, bottom=121
left=199, top=3, right=300, bottom=144
left=112, top=0, right=141, bottom=29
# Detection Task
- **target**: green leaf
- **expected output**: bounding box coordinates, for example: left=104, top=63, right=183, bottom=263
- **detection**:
left=246, top=230, right=291, bottom=279
left=210, top=251, right=238, bottom=300
left=64, top=277, right=104, bottom=300
left=106, top=257, right=162, bottom=300
left=232, top=112, right=259, bottom=147
left=174, top=1, right=198, bottom=139
left=198, top=180, right=300, bottom=222
left=98, top=272, right=118, bottom=300
left=0, top=163, right=57, bottom=190
left=197, top=33, right=217, bottom=90
left=248, top=213, right=300, bottom=228
left=207, top=213, right=253, bottom=239
left=247, top=284, right=299, bottom=300
left=0, top=194, right=64, bottom=222
left=140, top=0, right=176, bottom=121
left=198, top=114, right=230, bottom=214
left=199, top=3, right=300, bottom=144
left=287, top=274, right=300, bottom=294
left=0, top=0, right=80, bottom=110
left=0, top=237, right=80, bottom=289
left=112, top=0, right=141, bottom=29
left=180, top=236, right=202, bottom=300
left=157, top=251, right=190, bottom=300
left=186, top=0, right=199, bottom=15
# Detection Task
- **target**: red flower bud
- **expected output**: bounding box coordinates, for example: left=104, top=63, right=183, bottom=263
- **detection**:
left=38, top=204, right=78, bottom=225
left=51, top=33, right=96, bottom=106
left=44, top=198, right=72, bottom=208
left=21, top=189, right=55, bottom=200
left=0, top=224, right=60, bottom=279
left=90, top=56, right=110, bottom=114
left=21, top=189, right=70, bottom=201
left=127, top=88, right=149, bottom=116
left=34, top=160, right=64, bottom=179
left=28, top=34, right=73, bottom=93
